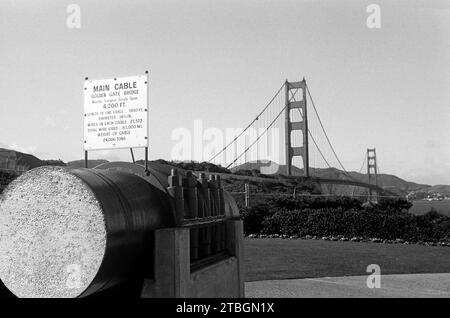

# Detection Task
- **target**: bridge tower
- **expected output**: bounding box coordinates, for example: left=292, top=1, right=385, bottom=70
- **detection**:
left=284, top=78, right=309, bottom=177
left=367, top=148, right=378, bottom=200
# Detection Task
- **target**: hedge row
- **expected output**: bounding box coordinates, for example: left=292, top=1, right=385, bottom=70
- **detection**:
left=240, top=197, right=450, bottom=242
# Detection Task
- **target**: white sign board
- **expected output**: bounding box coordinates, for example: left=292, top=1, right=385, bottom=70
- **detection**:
left=83, top=74, right=148, bottom=151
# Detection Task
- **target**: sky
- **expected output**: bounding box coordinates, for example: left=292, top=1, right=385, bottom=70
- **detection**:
left=0, top=0, right=449, bottom=185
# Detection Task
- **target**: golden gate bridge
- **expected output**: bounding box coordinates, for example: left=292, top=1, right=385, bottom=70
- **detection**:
left=208, top=78, right=397, bottom=199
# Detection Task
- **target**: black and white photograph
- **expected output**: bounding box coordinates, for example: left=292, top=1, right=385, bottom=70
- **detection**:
left=0, top=0, right=449, bottom=306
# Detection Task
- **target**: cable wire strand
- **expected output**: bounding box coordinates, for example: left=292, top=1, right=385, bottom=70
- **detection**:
left=209, top=82, right=285, bottom=162
left=295, top=108, right=332, bottom=169
left=306, top=84, right=358, bottom=182
left=226, top=99, right=287, bottom=169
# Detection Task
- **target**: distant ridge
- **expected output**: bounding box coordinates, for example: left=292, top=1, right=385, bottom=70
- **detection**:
left=0, top=148, right=64, bottom=170
left=232, top=161, right=433, bottom=195
left=0, top=147, right=448, bottom=196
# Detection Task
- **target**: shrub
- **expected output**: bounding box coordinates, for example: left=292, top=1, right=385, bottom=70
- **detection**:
left=240, top=204, right=276, bottom=234
left=377, top=197, right=412, bottom=210
left=240, top=197, right=450, bottom=242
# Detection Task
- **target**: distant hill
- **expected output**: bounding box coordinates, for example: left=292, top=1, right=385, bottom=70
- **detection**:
left=232, top=161, right=432, bottom=196
left=0, top=146, right=446, bottom=196
left=0, top=148, right=65, bottom=171
left=0, top=148, right=65, bottom=193
left=424, top=185, right=450, bottom=196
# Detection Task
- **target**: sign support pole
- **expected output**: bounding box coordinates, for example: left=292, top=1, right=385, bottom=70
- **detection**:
left=145, top=147, right=149, bottom=175
left=84, top=76, right=89, bottom=169
left=145, top=70, right=149, bottom=175
left=130, top=148, right=135, bottom=163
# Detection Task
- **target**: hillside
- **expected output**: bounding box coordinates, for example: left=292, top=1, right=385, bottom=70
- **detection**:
left=425, top=185, right=450, bottom=195
left=0, top=147, right=446, bottom=197
left=232, top=161, right=432, bottom=196
left=0, top=148, right=65, bottom=170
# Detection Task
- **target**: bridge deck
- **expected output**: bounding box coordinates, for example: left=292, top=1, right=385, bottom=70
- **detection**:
left=199, top=171, right=398, bottom=197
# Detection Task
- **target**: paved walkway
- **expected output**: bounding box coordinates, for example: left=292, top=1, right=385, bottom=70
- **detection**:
left=245, top=273, right=450, bottom=298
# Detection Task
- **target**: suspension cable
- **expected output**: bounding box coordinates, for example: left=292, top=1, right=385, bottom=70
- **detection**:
left=295, top=108, right=332, bottom=169
left=209, top=82, right=285, bottom=162
left=358, top=153, right=367, bottom=174
left=305, top=84, right=358, bottom=181
left=308, top=130, right=332, bottom=169
left=226, top=98, right=287, bottom=169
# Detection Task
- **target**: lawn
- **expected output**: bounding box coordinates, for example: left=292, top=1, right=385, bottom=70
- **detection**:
left=244, top=238, right=450, bottom=282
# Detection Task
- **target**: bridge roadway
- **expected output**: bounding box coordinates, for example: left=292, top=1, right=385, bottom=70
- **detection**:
left=200, top=171, right=398, bottom=197
left=309, top=177, right=397, bottom=197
